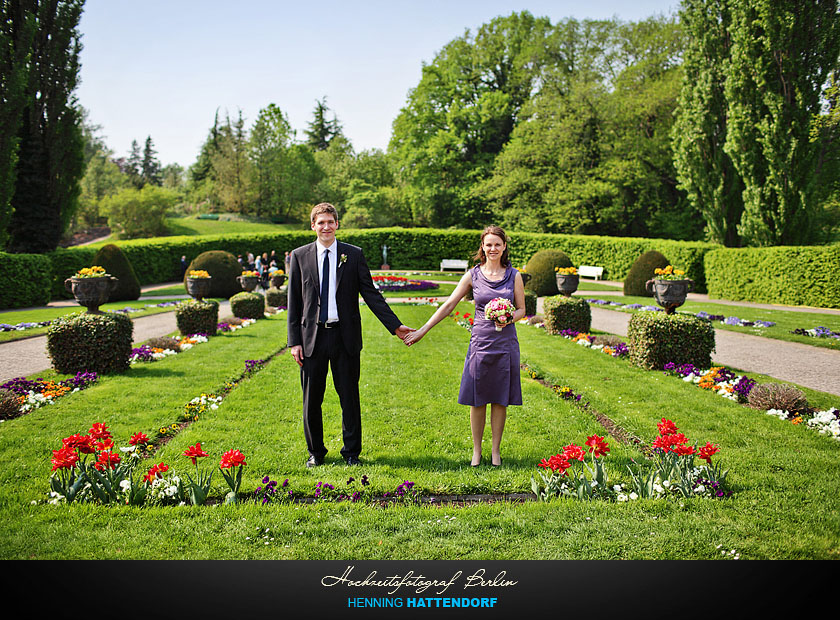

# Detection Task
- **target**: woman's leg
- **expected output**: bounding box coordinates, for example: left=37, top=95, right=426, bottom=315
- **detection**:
left=489, top=403, right=507, bottom=466
left=469, top=405, right=486, bottom=466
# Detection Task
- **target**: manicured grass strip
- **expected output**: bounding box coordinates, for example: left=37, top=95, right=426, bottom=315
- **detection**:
left=0, top=300, right=192, bottom=344
left=515, top=322, right=840, bottom=557
left=581, top=294, right=840, bottom=350
left=2, top=303, right=839, bottom=560
left=152, top=303, right=639, bottom=501
left=0, top=315, right=287, bottom=506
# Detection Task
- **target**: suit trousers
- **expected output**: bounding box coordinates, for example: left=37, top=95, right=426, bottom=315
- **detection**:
left=301, top=324, right=362, bottom=460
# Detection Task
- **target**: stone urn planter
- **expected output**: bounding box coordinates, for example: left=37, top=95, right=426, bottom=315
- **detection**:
left=269, top=272, right=286, bottom=288
left=555, top=273, right=579, bottom=297
left=645, top=278, right=694, bottom=314
left=64, top=276, right=119, bottom=314
left=185, top=276, right=213, bottom=301
left=237, top=274, right=260, bottom=292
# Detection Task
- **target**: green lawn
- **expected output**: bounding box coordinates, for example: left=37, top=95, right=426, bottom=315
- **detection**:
left=1, top=304, right=838, bottom=559
left=580, top=293, right=840, bottom=350
left=0, top=299, right=193, bottom=344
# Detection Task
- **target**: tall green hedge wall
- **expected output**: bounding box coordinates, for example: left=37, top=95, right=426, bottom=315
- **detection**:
left=4, top=228, right=836, bottom=310
left=0, top=251, right=53, bottom=309
left=42, top=229, right=717, bottom=301
left=705, top=246, right=840, bottom=309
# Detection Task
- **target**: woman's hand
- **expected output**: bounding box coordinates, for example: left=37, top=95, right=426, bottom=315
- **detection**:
left=404, top=327, right=426, bottom=346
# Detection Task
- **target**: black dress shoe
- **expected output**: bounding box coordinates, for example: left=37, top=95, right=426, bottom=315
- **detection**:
left=306, top=455, right=324, bottom=468
left=345, top=456, right=361, bottom=466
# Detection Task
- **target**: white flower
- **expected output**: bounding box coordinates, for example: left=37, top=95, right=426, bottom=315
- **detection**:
left=617, top=494, right=627, bottom=502
left=629, top=492, right=638, bottom=500
left=119, top=480, right=131, bottom=491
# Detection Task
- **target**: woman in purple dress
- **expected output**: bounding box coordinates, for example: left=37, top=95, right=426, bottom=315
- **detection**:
left=404, top=226, right=526, bottom=466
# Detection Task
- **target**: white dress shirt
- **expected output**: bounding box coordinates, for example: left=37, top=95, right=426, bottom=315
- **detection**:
left=315, top=240, right=339, bottom=322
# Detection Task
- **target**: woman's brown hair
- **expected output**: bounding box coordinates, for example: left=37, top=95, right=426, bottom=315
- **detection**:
left=472, top=225, right=510, bottom=266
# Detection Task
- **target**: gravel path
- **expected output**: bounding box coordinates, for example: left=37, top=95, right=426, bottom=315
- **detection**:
left=0, top=301, right=230, bottom=383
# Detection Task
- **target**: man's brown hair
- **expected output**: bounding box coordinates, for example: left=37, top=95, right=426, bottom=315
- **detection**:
left=310, top=202, right=338, bottom=224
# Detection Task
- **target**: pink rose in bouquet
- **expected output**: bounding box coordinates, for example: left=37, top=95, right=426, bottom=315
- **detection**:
left=485, top=297, right=516, bottom=331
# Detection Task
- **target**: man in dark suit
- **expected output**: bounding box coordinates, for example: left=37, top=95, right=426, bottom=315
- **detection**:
left=287, top=203, right=413, bottom=467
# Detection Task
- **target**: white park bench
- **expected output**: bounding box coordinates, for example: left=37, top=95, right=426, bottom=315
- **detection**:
left=578, top=265, right=604, bottom=280
left=440, top=259, right=469, bottom=271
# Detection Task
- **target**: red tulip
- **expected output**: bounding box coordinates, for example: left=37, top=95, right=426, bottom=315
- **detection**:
left=184, top=442, right=210, bottom=465
left=220, top=449, right=246, bottom=469
left=51, top=446, right=79, bottom=471
left=585, top=435, right=610, bottom=458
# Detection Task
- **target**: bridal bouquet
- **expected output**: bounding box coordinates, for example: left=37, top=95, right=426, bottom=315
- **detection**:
left=485, top=297, right=516, bottom=331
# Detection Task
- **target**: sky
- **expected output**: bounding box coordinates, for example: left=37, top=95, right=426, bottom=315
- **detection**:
left=76, top=0, right=680, bottom=170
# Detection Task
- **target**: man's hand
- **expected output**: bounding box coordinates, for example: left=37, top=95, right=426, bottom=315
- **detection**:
left=395, top=325, right=415, bottom=341
left=289, top=345, right=304, bottom=367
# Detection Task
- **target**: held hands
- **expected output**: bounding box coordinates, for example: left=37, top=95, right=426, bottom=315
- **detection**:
left=395, top=325, right=415, bottom=341
left=403, top=327, right=426, bottom=346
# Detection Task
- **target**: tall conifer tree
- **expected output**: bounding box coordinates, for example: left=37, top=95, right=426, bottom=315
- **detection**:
left=6, top=0, right=85, bottom=253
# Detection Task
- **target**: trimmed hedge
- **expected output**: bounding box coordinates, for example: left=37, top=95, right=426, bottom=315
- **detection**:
left=92, top=243, right=141, bottom=302
left=46, top=312, right=133, bottom=374
left=524, top=249, right=573, bottom=296
left=265, top=287, right=287, bottom=308
left=705, top=246, right=840, bottom=309
left=523, top=290, right=537, bottom=316
left=0, top=251, right=53, bottom=309
left=44, top=229, right=718, bottom=301
left=175, top=299, right=219, bottom=337
left=627, top=312, right=715, bottom=371
left=230, top=292, right=265, bottom=319
left=624, top=249, right=670, bottom=297
left=542, top=296, right=592, bottom=334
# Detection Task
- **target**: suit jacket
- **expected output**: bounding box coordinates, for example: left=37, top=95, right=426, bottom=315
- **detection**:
left=287, top=240, right=402, bottom=357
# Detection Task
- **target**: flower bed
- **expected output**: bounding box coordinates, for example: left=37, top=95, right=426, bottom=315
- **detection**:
left=372, top=275, right=438, bottom=292
left=790, top=326, right=840, bottom=340
left=662, top=362, right=840, bottom=442
left=0, top=372, right=98, bottom=418
left=532, top=418, right=731, bottom=503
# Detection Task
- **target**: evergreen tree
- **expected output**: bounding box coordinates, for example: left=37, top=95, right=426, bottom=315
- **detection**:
left=725, top=0, right=840, bottom=246
left=0, top=1, right=35, bottom=247
left=141, top=135, right=162, bottom=186
left=125, top=139, right=144, bottom=188
left=305, top=96, right=343, bottom=151
left=211, top=109, right=251, bottom=213
left=6, top=0, right=85, bottom=253
left=672, top=0, right=744, bottom=247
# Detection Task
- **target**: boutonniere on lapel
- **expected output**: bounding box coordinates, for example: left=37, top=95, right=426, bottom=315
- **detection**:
left=338, top=253, right=347, bottom=268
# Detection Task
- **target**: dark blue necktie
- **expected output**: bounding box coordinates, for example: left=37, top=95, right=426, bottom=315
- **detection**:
left=319, top=249, right=329, bottom=323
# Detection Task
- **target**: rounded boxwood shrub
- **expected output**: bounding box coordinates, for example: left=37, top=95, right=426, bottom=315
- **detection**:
left=184, top=250, right=242, bottom=298
left=175, top=299, right=219, bottom=336
left=624, top=250, right=670, bottom=297
left=46, top=312, right=133, bottom=374
left=542, top=296, right=591, bottom=334
left=525, top=250, right=573, bottom=297
left=265, top=286, right=287, bottom=308
left=524, top=290, right=537, bottom=316
left=626, top=311, right=715, bottom=370
left=91, top=243, right=141, bottom=302
left=230, top=291, right=265, bottom=319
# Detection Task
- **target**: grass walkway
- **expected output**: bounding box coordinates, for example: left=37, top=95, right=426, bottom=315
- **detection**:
left=1, top=305, right=838, bottom=559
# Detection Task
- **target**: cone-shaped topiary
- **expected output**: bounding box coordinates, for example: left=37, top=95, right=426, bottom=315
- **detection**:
left=623, top=250, right=671, bottom=297
left=184, top=250, right=242, bottom=298
left=91, top=243, right=141, bottom=302
left=524, top=250, right=573, bottom=297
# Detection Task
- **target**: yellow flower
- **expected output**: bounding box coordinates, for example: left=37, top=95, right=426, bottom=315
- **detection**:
left=188, top=270, right=211, bottom=278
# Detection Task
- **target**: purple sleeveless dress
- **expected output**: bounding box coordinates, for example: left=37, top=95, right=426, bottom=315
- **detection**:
left=458, top=265, right=522, bottom=407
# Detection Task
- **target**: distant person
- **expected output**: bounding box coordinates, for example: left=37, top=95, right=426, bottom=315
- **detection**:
left=284, top=251, right=291, bottom=274
left=237, top=255, right=244, bottom=267
left=180, top=255, right=188, bottom=278
left=247, top=252, right=255, bottom=271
